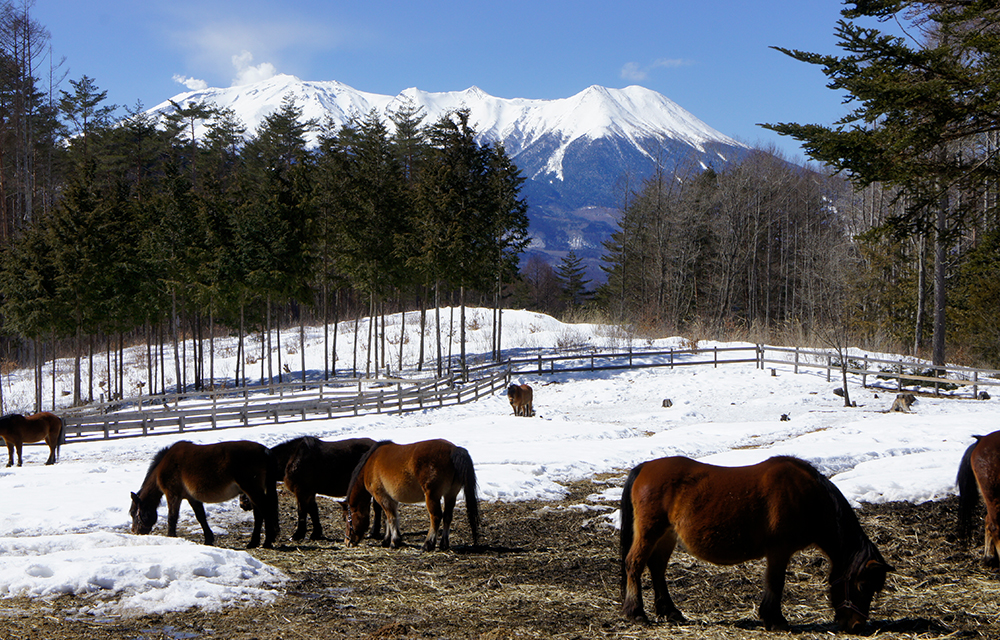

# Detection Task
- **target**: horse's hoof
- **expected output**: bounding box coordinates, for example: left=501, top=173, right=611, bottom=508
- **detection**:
left=291, top=532, right=306, bottom=542
left=309, top=533, right=326, bottom=541
left=660, top=611, right=686, bottom=625
left=763, top=618, right=790, bottom=632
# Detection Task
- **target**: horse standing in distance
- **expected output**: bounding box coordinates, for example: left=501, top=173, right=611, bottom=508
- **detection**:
left=0, top=412, right=63, bottom=467
left=507, top=384, right=533, bottom=417
left=620, top=455, right=892, bottom=632
left=958, top=430, right=1000, bottom=567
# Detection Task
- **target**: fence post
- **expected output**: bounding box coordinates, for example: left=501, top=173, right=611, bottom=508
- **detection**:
left=826, top=355, right=831, bottom=383
left=973, top=370, right=979, bottom=399
left=862, top=356, right=868, bottom=388
left=714, top=346, right=718, bottom=368
left=897, top=363, right=903, bottom=392
left=794, top=347, right=799, bottom=374
left=670, top=348, right=674, bottom=369
left=398, top=382, right=403, bottom=414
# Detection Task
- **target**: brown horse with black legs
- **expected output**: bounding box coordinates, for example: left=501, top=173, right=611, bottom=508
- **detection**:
left=620, top=455, right=892, bottom=632
left=344, top=439, right=480, bottom=551
left=263, top=436, right=381, bottom=541
left=130, top=440, right=279, bottom=549
left=507, top=384, right=533, bottom=416
left=957, top=430, right=1000, bottom=567
left=0, top=412, right=63, bottom=467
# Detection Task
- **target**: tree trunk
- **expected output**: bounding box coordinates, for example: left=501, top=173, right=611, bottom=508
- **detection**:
left=932, top=204, right=947, bottom=368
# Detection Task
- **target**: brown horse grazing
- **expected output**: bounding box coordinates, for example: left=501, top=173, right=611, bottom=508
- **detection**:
left=265, top=436, right=382, bottom=541
left=957, top=431, right=1000, bottom=567
left=507, top=383, right=533, bottom=417
left=344, top=439, right=480, bottom=551
left=620, top=455, right=892, bottom=632
left=0, top=412, right=63, bottom=467
left=130, top=440, right=279, bottom=549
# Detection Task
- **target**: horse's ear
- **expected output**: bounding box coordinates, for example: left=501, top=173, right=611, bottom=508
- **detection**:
left=338, top=500, right=348, bottom=512
left=868, top=559, right=894, bottom=573
left=131, top=491, right=140, bottom=502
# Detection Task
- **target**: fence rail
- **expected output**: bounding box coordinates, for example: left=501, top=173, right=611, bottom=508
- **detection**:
left=56, top=342, right=1000, bottom=445
left=61, top=367, right=511, bottom=444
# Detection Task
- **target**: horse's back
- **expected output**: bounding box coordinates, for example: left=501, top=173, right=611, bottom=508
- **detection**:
left=365, top=439, right=462, bottom=503
left=161, top=440, right=270, bottom=502
left=630, top=455, right=829, bottom=564
left=286, top=436, right=377, bottom=495
left=970, top=431, right=1000, bottom=497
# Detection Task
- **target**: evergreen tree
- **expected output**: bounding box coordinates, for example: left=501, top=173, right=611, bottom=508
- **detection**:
left=764, top=0, right=1000, bottom=366
left=556, top=250, right=592, bottom=309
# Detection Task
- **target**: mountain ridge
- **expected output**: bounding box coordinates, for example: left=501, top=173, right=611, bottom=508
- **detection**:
left=151, top=75, right=751, bottom=279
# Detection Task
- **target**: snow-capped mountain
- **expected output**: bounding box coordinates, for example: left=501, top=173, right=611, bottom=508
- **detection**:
left=151, top=75, right=749, bottom=278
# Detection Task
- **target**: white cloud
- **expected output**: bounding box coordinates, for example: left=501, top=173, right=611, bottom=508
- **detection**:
left=172, top=74, right=208, bottom=91
left=621, top=58, right=691, bottom=82
left=231, top=50, right=277, bottom=86
left=621, top=62, right=645, bottom=81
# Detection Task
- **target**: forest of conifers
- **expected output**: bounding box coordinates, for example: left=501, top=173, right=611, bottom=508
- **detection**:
left=0, top=1, right=998, bottom=414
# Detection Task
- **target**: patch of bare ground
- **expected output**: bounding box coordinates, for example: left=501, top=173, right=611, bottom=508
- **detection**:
left=2, top=482, right=998, bottom=639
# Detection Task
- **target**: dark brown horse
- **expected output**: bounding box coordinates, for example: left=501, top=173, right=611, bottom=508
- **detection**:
left=958, top=431, right=1000, bottom=566
left=344, top=439, right=480, bottom=551
left=264, top=436, right=381, bottom=541
left=0, top=412, right=63, bottom=467
left=130, top=440, right=279, bottom=549
left=507, top=383, right=533, bottom=417
left=620, top=455, right=892, bottom=632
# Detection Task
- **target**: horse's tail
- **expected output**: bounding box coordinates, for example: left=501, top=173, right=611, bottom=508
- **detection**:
left=271, top=436, right=311, bottom=479
left=957, top=437, right=983, bottom=542
left=619, top=462, right=643, bottom=602
left=55, top=414, right=64, bottom=461
left=453, top=445, right=481, bottom=546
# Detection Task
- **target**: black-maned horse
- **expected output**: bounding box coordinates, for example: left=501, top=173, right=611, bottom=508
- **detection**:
left=344, top=439, right=480, bottom=551
left=620, top=455, right=892, bottom=632
left=267, top=435, right=381, bottom=541
left=130, top=440, right=279, bottom=549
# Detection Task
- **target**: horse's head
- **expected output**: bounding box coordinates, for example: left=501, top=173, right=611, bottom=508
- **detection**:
left=831, top=558, right=893, bottom=632
left=342, top=500, right=370, bottom=546
left=507, top=385, right=518, bottom=399
left=129, top=491, right=158, bottom=535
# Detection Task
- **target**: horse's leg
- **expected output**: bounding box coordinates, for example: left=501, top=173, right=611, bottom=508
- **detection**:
left=15, top=441, right=23, bottom=467
left=646, top=532, right=684, bottom=623
left=188, top=499, right=216, bottom=546
left=45, top=436, right=57, bottom=465
left=291, top=492, right=311, bottom=541
left=165, top=495, right=183, bottom=538
left=422, top=494, right=444, bottom=551
left=369, top=504, right=383, bottom=539
left=4, top=441, right=12, bottom=467
left=622, top=522, right=671, bottom=622
left=439, top=494, right=457, bottom=551
left=759, top=551, right=792, bottom=631
left=381, top=499, right=403, bottom=548
left=247, top=501, right=266, bottom=549
left=983, top=513, right=1000, bottom=568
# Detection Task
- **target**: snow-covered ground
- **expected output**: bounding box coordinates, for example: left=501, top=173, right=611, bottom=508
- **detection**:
left=0, top=309, right=996, bottom=616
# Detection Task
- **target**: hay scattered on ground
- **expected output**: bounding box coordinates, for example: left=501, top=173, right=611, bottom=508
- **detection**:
left=2, top=481, right=998, bottom=639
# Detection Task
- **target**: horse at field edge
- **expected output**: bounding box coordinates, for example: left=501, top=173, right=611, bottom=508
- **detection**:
left=0, top=411, right=63, bottom=467
left=507, top=384, right=533, bottom=417
left=620, top=455, right=892, bottom=632
left=958, top=430, right=1000, bottom=567
left=344, top=438, right=480, bottom=551
left=130, top=440, right=280, bottom=549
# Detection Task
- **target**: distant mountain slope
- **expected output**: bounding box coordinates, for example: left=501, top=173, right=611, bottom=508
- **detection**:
left=151, top=75, right=750, bottom=279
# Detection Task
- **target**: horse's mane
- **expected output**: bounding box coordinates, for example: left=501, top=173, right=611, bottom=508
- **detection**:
left=346, top=440, right=391, bottom=496
left=139, top=444, right=175, bottom=492
left=787, top=457, right=886, bottom=582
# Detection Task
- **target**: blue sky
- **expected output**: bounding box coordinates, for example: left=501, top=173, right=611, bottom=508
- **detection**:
left=32, top=1, right=891, bottom=161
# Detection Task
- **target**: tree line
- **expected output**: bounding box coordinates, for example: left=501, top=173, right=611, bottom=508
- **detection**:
left=0, top=4, right=530, bottom=410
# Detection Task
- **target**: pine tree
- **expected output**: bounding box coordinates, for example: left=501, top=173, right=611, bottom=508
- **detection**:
left=765, top=1, right=1000, bottom=366
left=556, top=250, right=592, bottom=309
